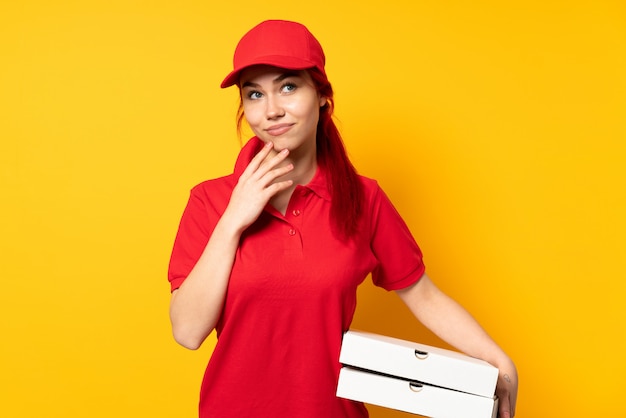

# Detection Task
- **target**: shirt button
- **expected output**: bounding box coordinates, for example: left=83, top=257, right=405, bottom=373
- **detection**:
left=292, top=209, right=301, bottom=217
left=288, top=229, right=297, bottom=236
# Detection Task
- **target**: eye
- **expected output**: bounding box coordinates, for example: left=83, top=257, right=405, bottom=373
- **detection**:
left=246, top=90, right=263, bottom=100
left=281, top=82, right=297, bottom=94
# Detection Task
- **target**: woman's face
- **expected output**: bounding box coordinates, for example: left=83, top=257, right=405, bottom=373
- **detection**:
left=239, top=65, right=326, bottom=156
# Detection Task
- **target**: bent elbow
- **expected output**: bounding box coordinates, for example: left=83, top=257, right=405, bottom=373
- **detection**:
left=175, top=336, right=202, bottom=350
left=171, top=323, right=210, bottom=350
left=169, top=291, right=215, bottom=350
left=172, top=329, right=204, bottom=350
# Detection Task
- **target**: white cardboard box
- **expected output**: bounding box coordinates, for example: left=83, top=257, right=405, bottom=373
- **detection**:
left=336, top=330, right=500, bottom=417
left=338, top=330, right=498, bottom=398
left=337, top=366, right=499, bottom=418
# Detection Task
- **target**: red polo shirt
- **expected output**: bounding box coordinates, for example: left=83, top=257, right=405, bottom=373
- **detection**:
left=168, top=137, right=425, bottom=418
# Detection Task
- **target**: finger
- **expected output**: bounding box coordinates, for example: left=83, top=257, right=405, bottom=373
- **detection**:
left=498, top=394, right=511, bottom=418
left=259, top=162, right=294, bottom=186
left=254, top=148, right=291, bottom=179
left=262, top=179, right=294, bottom=198
left=240, top=141, right=275, bottom=178
left=243, top=147, right=291, bottom=184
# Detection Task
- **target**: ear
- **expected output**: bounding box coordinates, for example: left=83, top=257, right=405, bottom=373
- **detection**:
left=319, top=96, right=328, bottom=108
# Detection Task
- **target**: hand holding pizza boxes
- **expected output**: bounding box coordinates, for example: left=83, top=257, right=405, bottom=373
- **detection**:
left=337, top=330, right=499, bottom=418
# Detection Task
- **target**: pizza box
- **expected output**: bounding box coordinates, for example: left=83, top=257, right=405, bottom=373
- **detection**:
left=339, top=330, right=498, bottom=398
left=337, top=366, right=498, bottom=418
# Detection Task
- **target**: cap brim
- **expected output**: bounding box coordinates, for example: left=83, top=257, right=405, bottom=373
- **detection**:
left=220, top=56, right=318, bottom=88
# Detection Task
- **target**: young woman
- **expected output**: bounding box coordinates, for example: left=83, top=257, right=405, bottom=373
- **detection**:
left=168, top=19, right=518, bottom=418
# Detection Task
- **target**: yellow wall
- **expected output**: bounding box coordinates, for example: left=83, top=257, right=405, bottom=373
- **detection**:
left=1, top=1, right=624, bottom=417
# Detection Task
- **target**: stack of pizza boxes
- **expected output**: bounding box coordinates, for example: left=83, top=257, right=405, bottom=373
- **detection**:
left=337, top=330, right=499, bottom=418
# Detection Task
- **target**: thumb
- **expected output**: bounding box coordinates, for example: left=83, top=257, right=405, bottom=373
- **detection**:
left=498, top=395, right=511, bottom=418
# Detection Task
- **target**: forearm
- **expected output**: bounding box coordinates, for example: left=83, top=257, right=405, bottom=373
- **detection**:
left=169, top=212, right=243, bottom=350
left=168, top=143, right=295, bottom=349
left=397, top=274, right=518, bottom=417
left=396, top=274, right=513, bottom=370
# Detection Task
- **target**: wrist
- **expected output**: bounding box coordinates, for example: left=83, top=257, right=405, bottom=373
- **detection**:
left=490, top=354, right=517, bottom=379
left=215, top=209, right=248, bottom=240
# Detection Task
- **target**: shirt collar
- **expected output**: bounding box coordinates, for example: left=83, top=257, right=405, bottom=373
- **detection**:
left=233, top=137, right=331, bottom=202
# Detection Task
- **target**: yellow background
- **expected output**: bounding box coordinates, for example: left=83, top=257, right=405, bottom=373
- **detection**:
left=1, top=1, right=624, bottom=417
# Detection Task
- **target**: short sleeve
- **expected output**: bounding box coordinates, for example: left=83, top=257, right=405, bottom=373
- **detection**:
left=369, top=185, right=425, bottom=291
left=167, top=184, right=224, bottom=292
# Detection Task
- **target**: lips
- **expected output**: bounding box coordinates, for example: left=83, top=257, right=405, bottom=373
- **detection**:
left=265, top=123, right=294, bottom=136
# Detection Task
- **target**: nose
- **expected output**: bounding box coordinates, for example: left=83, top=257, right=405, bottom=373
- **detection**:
left=265, top=95, right=285, bottom=120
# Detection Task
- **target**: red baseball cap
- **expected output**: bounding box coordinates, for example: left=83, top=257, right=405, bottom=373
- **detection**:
left=220, top=20, right=327, bottom=88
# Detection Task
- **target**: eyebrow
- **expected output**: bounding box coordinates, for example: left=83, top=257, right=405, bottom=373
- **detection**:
left=241, top=71, right=301, bottom=89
